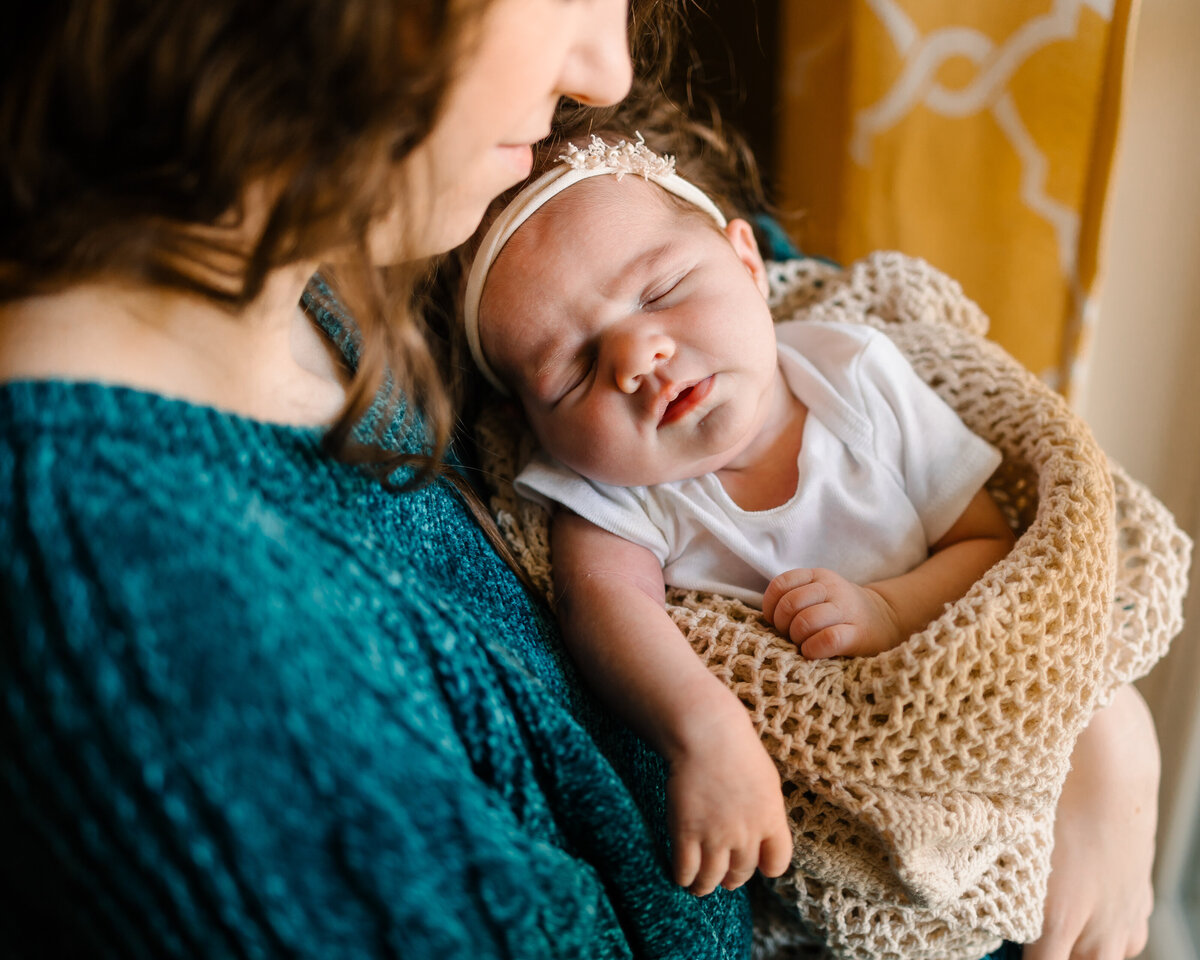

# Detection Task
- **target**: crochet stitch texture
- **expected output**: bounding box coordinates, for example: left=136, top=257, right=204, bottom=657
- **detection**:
left=476, top=251, right=1192, bottom=960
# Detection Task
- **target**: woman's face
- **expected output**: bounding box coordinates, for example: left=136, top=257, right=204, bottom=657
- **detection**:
left=379, top=0, right=633, bottom=260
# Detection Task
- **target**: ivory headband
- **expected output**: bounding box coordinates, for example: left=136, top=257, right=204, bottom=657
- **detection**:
left=462, top=134, right=728, bottom=395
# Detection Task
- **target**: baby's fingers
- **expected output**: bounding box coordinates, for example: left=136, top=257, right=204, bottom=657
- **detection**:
left=689, top=845, right=730, bottom=897
left=763, top=568, right=817, bottom=622
left=758, top=823, right=794, bottom=879
left=785, top=601, right=848, bottom=649
left=719, top=844, right=760, bottom=891
left=673, top=836, right=703, bottom=891
left=800, top=623, right=861, bottom=659
left=772, top=585, right=831, bottom=635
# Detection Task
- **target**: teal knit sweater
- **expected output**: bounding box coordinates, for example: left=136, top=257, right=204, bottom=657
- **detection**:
left=0, top=294, right=750, bottom=958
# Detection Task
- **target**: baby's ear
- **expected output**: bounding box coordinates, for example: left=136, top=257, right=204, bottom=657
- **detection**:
left=724, top=218, right=770, bottom=299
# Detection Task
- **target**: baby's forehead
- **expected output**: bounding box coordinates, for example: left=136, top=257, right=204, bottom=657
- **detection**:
left=491, top=176, right=687, bottom=313
left=481, top=176, right=701, bottom=386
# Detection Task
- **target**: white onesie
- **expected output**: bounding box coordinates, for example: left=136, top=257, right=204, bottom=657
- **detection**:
left=515, top=320, right=1002, bottom=608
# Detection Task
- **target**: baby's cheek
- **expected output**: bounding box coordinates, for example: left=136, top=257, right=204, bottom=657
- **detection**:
left=550, top=430, right=601, bottom=474
left=530, top=411, right=586, bottom=463
left=551, top=425, right=627, bottom=482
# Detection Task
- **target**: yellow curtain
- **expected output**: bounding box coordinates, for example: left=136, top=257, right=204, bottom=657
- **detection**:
left=775, top=0, right=1138, bottom=396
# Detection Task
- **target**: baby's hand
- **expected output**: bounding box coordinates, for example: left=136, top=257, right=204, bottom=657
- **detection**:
left=763, top=567, right=904, bottom=658
left=666, top=712, right=793, bottom=896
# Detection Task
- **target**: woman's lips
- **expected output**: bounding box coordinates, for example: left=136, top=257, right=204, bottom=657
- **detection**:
left=658, top=376, right=715, bottom=427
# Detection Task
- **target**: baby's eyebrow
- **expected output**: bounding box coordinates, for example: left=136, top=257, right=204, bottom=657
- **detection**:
left=532, top=343, right=570, bottom=390
left=602, top=242, right=674, bottom=298
left=524, top=334, right=580, bottom=404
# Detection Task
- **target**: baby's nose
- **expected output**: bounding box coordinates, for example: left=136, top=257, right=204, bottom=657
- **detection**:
left=613, top=331, right=676, bottom=394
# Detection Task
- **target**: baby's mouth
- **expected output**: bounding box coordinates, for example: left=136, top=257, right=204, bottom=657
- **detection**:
left=658, top=376, right=715, bottom=427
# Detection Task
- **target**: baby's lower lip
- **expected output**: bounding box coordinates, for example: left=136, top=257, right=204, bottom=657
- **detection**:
left=658, top=376, right=715, bottom=427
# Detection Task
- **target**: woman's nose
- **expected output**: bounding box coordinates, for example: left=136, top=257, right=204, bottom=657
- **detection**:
left=557, top=0, right=634, bottom=107
left=611, top=330, right=676, bottom=394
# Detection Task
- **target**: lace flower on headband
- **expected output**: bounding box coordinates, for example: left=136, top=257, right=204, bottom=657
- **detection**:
left=559, top=133, right=677, bottom=181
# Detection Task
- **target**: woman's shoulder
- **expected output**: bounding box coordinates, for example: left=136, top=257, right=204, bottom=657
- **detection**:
left=0, top=379, right=450, bottom=645
left=2, top=379, right=314, bottom=605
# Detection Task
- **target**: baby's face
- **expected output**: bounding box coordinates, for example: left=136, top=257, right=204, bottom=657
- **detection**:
left=478, top=175, right=779, bottom=487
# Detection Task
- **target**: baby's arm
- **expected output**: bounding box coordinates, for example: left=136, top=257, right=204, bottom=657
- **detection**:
left=551, top=509, right=793, bottom=895
left=764, top=487, right=1015, bottom=658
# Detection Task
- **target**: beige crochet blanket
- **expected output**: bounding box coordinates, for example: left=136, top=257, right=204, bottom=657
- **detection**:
left=474, top=252, right=1192, bottom=960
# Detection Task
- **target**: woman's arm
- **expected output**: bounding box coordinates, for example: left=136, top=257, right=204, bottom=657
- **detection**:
left=1024, top=684, right=1159, bottom=960
left=552, top=510, right=793, bottom=895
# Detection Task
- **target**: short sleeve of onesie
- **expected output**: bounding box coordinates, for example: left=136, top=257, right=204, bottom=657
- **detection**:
left=842, top=328, right=1002, bottom=545
left=515, top=455, right=674, bottom=564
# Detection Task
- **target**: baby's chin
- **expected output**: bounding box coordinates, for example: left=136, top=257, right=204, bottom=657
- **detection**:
left=546, top=417, right=753, bottom=488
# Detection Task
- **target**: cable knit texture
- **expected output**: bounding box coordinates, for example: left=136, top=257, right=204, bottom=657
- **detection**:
left=0, top=287, right=752, bottom=959
left=476, top=252, right=1192, bottom=960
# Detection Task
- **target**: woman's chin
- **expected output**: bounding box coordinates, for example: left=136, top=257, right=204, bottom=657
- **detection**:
left=364, top=206, right=481, bottom=262
left=361, top=148, right=536, bottom=262
left=495, top=143, right=535, bottom=180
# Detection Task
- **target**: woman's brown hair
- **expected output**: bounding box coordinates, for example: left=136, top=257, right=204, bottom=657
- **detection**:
left=0, top=2, right=467, bottom=299
left=0, top=1, right=697, bottom=481
left=1, top=0, right=506, bottom=477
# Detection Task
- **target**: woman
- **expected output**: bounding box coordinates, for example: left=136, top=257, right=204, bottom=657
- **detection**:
left=0, top=2, right=1157, bottom=958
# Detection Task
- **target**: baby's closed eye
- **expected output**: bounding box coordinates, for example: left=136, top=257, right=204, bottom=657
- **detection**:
left=640, top=271, right=687, bottom=308
left=551, top=349, right=596, bottom=405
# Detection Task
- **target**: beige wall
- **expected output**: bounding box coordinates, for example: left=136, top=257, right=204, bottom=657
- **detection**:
left=1079, top=0, right=1200, bottom=531
left=1075, top=0, right=1200, bottom=938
